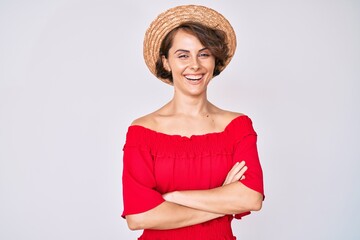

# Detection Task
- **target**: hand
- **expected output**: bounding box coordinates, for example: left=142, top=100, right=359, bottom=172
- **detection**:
left=223, top=161, right=247, bottom=186
left=163, top=192, right=174, bottom=202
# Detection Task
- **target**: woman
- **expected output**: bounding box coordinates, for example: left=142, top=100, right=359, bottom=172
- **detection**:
left=122, top=5, right=264, bottom=239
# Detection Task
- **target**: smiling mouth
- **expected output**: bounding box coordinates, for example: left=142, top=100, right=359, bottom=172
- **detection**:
left=185, top=74, right=203, bottom=81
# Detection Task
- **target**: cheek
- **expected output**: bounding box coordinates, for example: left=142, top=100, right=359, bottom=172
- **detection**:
left=169, top=61, right=188, bottom=72
left=202, top=60, right=215, bottom=71
left=199, top=56, right=215, bottom=65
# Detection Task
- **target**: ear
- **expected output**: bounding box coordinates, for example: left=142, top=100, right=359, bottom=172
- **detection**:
left=162, top=56, right=171, bottom=72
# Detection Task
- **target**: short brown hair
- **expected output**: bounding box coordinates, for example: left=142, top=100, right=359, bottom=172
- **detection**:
left=155, top=22, right=230, bottom=83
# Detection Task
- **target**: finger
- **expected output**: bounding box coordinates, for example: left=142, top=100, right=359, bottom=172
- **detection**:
left=237, top=161, right=246, bottom=170
left=224, top=161, right=246, bottom=185
left=228, top=161, right=246, bottom=182
left=236, top=161, right=246, bottom=169
left=233, top=166, right=248, bottom=182
left=240, top=175, right=246, bottom=180
left=224, top=162, right=241, bottom=181
left=223, top=162, right=239, bottom=185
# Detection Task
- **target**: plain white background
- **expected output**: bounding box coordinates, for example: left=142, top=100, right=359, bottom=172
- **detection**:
left=1, top=0, right=359, bottom=239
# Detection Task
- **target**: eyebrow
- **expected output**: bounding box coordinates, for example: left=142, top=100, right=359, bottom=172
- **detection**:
left=174, top=47, right=209, bottom=54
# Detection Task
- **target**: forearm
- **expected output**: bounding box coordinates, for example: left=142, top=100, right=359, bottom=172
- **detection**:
left=126, top=200, right=224, bottom=230
left=165, top=181, right=263, bottom=215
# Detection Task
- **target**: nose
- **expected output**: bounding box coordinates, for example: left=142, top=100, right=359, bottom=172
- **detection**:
left=190, top=57, right=200, bottom=71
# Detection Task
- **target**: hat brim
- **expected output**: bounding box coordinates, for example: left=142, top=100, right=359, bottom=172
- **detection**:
left=143, top=5, right=237, bottom=85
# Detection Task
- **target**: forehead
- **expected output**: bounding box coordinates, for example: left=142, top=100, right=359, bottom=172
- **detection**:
left=170, top=29, right=205, bottom=50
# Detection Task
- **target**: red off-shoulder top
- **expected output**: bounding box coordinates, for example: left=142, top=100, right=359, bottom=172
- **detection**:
left=122, top=115, right=264, bottom=240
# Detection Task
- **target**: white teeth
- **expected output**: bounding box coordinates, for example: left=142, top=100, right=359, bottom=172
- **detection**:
left=185, top=75, right=202, bottom=81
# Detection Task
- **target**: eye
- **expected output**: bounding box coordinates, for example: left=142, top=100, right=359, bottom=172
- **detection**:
left=199, top=52, right=211, bottom=58
left=178, top=54, right=189, bottom=59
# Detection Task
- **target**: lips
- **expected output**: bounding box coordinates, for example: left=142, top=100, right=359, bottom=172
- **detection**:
left=184, top=74, right=203, bottom=81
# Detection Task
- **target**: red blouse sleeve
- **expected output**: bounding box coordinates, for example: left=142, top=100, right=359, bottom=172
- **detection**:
left=231, top=117, right=264, bottom=219
left=121, top=128, right=165, bottom=218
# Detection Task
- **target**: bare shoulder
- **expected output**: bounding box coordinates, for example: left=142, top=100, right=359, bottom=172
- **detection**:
left=207, top=105, right=245, bottom=130
left=130, top=111, right=162, bottom=130
left=131, top=113, right=154, bottom=127
left=130, top=102, right=173, bottom=130
left=223, top=110, right=245, bottom=120
left=214, top=109, right=245, bottom=124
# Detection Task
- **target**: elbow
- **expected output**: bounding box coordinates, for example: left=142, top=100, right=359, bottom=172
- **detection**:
left=247, top=192, right=263, bottom=211
left=125, top=214, right=145, bottom=230
left=250, top=196, right=263, bottom=211
left=127, top=222, right=141, bottom=231
left=235, top=191, right=263, bottom=213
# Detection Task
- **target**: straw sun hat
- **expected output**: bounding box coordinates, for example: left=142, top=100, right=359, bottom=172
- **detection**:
left=143, top=5, right=237, bottom=84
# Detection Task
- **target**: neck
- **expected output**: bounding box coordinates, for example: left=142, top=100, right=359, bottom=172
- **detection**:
left=168, top=91, right=213, bottom=117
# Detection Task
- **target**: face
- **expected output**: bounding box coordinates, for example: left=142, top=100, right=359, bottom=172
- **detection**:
left=162, top=29, right=215, bottom=96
